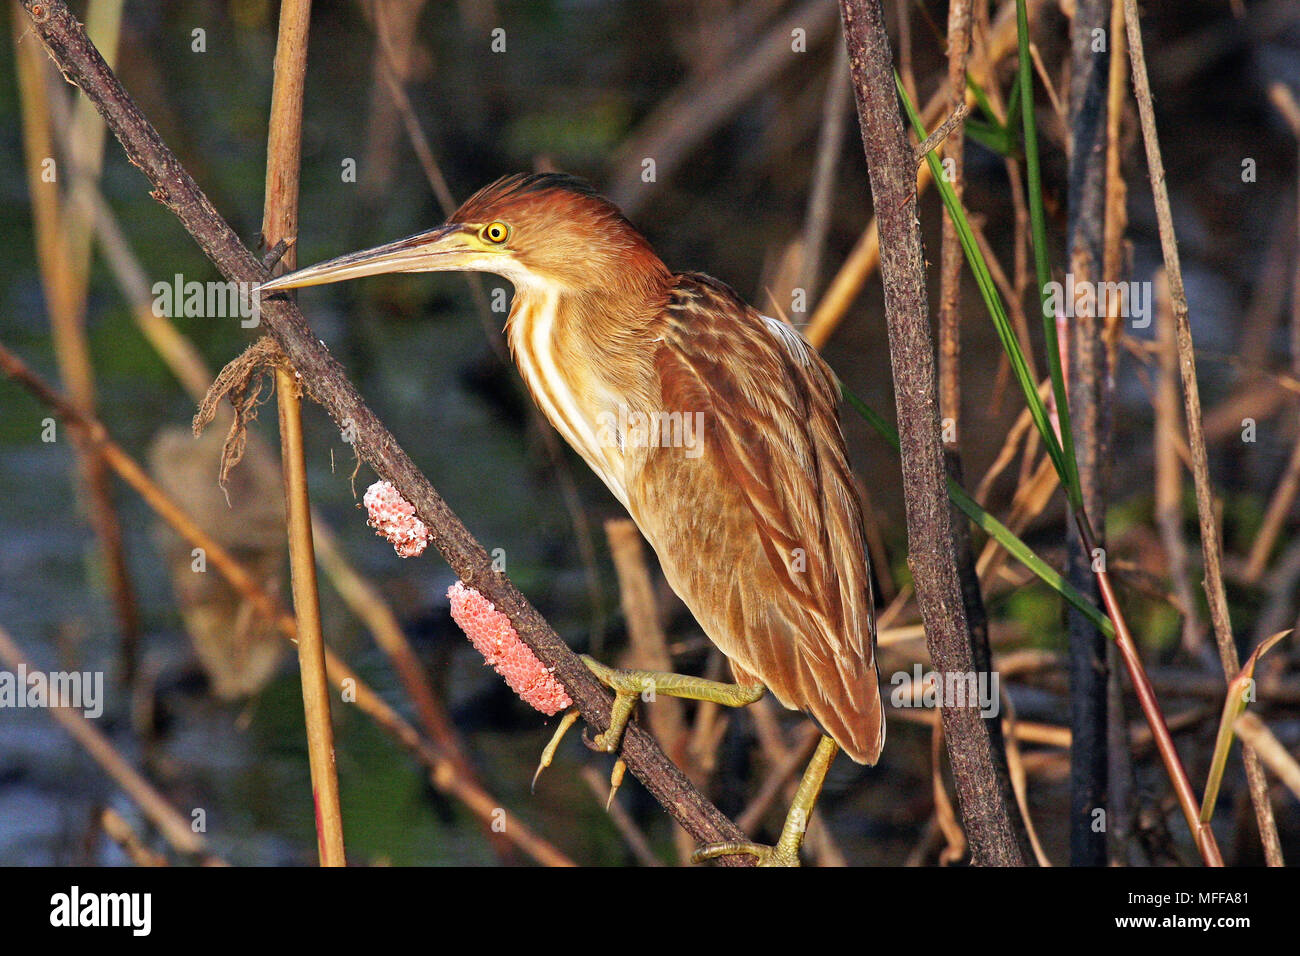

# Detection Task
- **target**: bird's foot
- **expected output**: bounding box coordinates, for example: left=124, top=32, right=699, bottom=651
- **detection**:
left=691, top=734, right=840, bottom=867
left=532, top=655, right=765, bottom=806
left=691, top=840, right=801, bottom=867
left=691, top=799, right=808, bottom=867
left=579, top=654, right=765, bottom=752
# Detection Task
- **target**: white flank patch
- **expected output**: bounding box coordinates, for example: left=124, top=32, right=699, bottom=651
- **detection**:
left=512, top=292, right=630, bottom=507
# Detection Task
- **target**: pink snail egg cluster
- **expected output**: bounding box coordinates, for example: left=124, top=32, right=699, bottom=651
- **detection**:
left=363, top=480, right=430, bottom=558
left=447, top=581, right=573, bottom=716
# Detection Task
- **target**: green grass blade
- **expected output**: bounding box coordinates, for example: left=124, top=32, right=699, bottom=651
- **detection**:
left=1200, top=630, right=1292, bottom=824
left=964, top=70, right=1021, bottom=151
left=1005, top=69, right=1022, bottom=134
left=1016, top=0, right=1082, bottom=510
left=965, top=73, right=1001, bottom=127
left=840, top=383, right=1114, bottom=637
left=963, top=118, right=1014, bottom=157
left=894, top=73, right=1071, bottom=496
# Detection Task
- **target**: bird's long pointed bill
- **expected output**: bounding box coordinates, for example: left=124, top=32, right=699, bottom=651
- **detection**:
left=257, top=224, right=463, bottom=292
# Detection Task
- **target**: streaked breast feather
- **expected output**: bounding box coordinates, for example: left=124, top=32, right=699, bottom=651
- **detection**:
left=509, top=292, right=629, bottom=506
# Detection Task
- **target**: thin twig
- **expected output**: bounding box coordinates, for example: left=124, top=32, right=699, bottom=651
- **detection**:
left=42, top=92, right=502, bottom=852
left=929, top=718, right=968, bottom=864
left=800, top=38, right=853, bottom=307
left=1154, top=272, right=1208, bottom=656
left=0, top=625, right=204, bottom=858
left=16, top=0, right=752, bottom=859
left=13, top=12, right=142, bottom=684
left=263, top=0, right=346, bottom=866
left=1122, top=0, right=1283, bottom=866
left=1234, top=712, right=1300, bottom=802
left=0, top=343, right=575, bottom=867
left=1028, top=41, right=1067, bottom=129
left=938, top=0, right=970, bottom=437
left=914, top=102, right=971, bottom=165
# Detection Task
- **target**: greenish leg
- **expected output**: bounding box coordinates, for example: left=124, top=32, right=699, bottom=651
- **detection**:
left=579, top=655, right=766, bottom=751
left=532, top=709, right=579, bottom=792
left=692, top=734, right=840, bottom=867
left=533, top=655, right=766, bottom=803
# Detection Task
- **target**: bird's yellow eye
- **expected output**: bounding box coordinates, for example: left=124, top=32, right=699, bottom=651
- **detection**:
left=482, top=221, right=510, bottom=244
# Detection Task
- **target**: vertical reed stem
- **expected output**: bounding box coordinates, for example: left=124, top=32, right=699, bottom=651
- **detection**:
left=264, top=0, right=346, bottom=866
left=277, top=366, right=347, bottom=865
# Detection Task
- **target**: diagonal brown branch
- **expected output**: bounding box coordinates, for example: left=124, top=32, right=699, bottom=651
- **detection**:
left=0, top=341, right=575, bottom=867
left=837, top=0, right=1029, bottom=866
left=17, top=0, right=751, bottom=862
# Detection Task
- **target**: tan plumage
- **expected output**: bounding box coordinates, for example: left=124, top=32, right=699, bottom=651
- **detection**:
left=456, top=175, right=883, bottom=764
left=262, top=172, right=884, bottom=766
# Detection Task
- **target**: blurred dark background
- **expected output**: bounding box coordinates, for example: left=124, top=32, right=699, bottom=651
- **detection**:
left=1, top=0, right=1298, bottom=865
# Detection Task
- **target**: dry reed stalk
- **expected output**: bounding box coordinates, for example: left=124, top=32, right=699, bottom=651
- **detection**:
left=60, top=0, right=124, bottom=296
left=974, top=454, right=1058, bottom=584
left=262, top=0, right=346, bottom=867
left=996, top=689, right=1051, bottom=866
left=42, top=102, right=496, bottom=833
left=887, top=703, right=1071, bottom=749
left=12, top=14, right=141, bottom=681
left=1234, top=712, right=1300, bottom=802
left=1122, top=0, right=1282, bottom=866
left=1153, top=272, right=1206, bottom=656
left=969, top=219, right=1041, bottom=395
left=970, top=379, right=1051, bottom=506
left=0, top=625, right=204, bottom=858
left=939, top=0, right=972, bottom=444
left=930, top=719, right=968, bottom=864
left=0, top=342, right=575, bottom=866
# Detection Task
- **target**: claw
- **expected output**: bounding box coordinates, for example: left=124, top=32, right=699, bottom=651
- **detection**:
left=605, top=758, right=627, bottom=811
left=532, top=709, right=580, bottom=792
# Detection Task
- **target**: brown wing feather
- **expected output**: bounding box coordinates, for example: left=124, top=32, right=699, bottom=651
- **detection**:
left=625, top=273, right=883, bottom=764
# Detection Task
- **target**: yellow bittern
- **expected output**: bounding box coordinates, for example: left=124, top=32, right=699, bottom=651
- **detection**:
left=260, top=173, right=883, bottom=865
